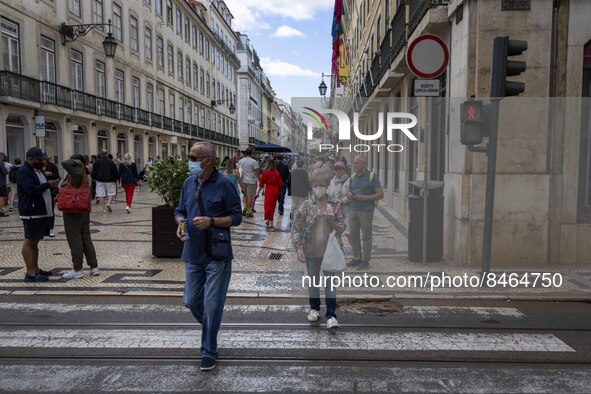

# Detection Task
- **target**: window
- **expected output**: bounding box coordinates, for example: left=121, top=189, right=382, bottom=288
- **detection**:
left=132, top=77, right=140, bottom=108
left=177, top=51, right=183, bottom=80
left=69, top=0, right=80, bottom=16
left=40, top=36, right=56, bottom=102
left=212, top=78, right=216, bottom=99
left=1, top=18, right=20, bottom=72
left=113, top=3, right=122, bottom=41
left=206, top=72, right=210, bottom=97
left=211, top=45, right=215, bottom=66
left=185, top=17, right=190, bottom=42
left=200, top=68, right=205, bottom=93
left=146, top=83, right=154, bottom=112
left=40, top=36, right=55, bottom=83
left=176, top=9, right=182, bottom=34
left=144, top=27, right=152, bottom=61
left=156, top=0, right=162, bottom=16
left=188, top=101, right=192, bottom=124
left=186, top=57, right=191, bottom=86
left=70, top=49, right=83, bottom=90
left=193, top=64, right=198, bottom=91
left=115, top=69, right=124, bottom=103
left=92, top=0, right=104, bottom=28
left=179, top=96, right=184, bottom=122
left=158, top=87, right=165, bottom=115
left=130, top=16, right=138, bottom=51
left=157, top=36, right=164, bottom=67
left=95, top=60, right=106, bottom=98
left=166, top=0, right=173, bottom=26
left=192, top=26, right=197, bottom=48
left=169, top=92, right=175, bottom=118
left=167, top=44, right=174, bottom=74
left=199, top=32, right=204, bottom=55
left=205, top=39, right=209, bottom=60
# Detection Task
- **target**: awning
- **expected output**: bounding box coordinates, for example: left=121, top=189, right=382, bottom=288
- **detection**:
left=252, top=143, right=291, bottom=152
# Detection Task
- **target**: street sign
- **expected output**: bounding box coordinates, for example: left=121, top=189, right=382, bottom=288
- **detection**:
left=406, top=34, right=449, bottom=79
left=413, top=79, right=440, bottom=96
left=34, top=115, right=46, bottom=138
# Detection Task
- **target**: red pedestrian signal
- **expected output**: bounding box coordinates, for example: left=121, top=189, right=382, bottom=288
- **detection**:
left=460, top=100, right=484, bottom=146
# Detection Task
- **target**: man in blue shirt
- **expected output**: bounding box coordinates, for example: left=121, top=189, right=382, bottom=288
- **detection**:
left=346, top=154, right=383, bottom=270
left=174, top=142, right=242, bottom=371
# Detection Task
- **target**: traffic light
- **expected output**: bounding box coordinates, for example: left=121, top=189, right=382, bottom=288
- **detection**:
left=460, top=99, right=483, bottom=146
left=490, top=37, right=527, bottom=98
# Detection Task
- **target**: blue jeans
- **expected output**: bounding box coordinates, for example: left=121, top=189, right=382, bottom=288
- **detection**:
left=278, top=184, right=288, bottom=213
left=183, top=258, right=232, bottom=360
left=306, top=257, right=337, bottom=319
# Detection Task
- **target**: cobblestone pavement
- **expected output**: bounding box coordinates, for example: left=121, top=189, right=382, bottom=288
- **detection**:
left=1, top=186, right=590, bottom=299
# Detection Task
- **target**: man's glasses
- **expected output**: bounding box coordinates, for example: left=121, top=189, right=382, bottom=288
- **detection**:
left=188, top=156, right=210, bottom=162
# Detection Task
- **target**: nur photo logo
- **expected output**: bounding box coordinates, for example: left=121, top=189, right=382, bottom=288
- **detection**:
left=301, top=107, right=418, bottom=153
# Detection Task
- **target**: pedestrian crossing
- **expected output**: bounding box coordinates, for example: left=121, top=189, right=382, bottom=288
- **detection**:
left=0, top=302, right=577, bottom=354
left=0, top=328, right=574, bottom=352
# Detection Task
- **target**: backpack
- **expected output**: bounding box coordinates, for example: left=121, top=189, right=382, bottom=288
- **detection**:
left=57, top=175, right=91, bottom=214
left=350, top=171, right=379, bottom=208
left=8, top=165, right=19, bottom=184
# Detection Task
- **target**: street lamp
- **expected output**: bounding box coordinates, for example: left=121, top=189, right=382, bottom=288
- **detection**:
left=61, top=19, right=117, bottom=58
left=318, top=72, right=339, bottom=96
left=211, top=99, right=235, bottom=114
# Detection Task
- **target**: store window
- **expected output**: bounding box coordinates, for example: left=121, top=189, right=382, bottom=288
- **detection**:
left=117, top=133, right=127, bottom=159
left=97, top=129, right=109, bottom=153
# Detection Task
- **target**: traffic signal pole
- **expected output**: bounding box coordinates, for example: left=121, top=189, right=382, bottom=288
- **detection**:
left=480, top=37, right=527, bottom=275
left=481, top=98, right=500, bottom=274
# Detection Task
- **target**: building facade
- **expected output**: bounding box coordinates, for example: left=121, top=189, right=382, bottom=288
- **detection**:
left=0, top=0, right=239, bottom=167
left=333, top=0, right=591, bottom=266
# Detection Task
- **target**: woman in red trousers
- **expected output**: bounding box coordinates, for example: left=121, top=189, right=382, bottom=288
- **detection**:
left=118, top=153, right=139, bottom=214
left=258, top=159, right=282, bottom=231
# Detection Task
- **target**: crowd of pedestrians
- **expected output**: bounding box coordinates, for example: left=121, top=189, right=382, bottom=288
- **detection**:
left=3, top=143, right=385, bottom=372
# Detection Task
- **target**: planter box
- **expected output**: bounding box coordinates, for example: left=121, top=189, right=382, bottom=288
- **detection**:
left=152, top=206, right=184, bottom=258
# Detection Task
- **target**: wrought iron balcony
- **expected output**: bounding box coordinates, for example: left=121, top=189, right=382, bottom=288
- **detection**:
left=0, top=71, right=237, bottom=146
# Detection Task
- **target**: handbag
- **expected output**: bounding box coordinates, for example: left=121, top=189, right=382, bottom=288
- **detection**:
left=57, top=175, right=91, bottom=214
left=320, top=230, right=346, bottom=272
left=197, top=187, right=232, bottom=260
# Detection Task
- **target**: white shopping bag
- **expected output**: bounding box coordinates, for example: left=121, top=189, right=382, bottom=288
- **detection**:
left=321, top=230, right=346, bottom=272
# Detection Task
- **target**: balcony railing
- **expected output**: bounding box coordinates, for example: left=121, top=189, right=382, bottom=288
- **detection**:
left=0, top=71, right=238, bottom=147
left=408, top=0, right=448, bottom=36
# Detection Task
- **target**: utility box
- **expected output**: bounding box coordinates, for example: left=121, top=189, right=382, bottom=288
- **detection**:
left=408, top=181, right=444, bottom=262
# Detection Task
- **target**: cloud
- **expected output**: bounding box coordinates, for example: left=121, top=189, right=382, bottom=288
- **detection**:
left=225, top=0, right=332, bottom=31
left=260, top=57, right=319, bottom=78
left=272, top=25, right=305, bottom=38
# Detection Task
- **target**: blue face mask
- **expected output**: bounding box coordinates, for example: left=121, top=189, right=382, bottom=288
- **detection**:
left=188, top=161, right=203, bottom=177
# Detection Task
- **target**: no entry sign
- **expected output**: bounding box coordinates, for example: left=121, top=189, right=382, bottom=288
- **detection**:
left=406, top=34, right=449, bottom=79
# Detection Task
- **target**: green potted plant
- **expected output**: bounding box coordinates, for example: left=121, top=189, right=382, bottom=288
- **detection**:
left=147, top=156, right=189, bottom=258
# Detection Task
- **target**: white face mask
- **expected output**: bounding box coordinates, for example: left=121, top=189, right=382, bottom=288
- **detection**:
left=312, top=187, right=327, bottom=198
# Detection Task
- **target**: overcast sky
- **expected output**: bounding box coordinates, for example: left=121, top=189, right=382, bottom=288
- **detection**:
left=224, top=0, right=334, bottom=104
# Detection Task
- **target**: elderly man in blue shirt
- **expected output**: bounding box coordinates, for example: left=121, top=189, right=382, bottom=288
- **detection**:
left=174, top=142, right=242, bottom=372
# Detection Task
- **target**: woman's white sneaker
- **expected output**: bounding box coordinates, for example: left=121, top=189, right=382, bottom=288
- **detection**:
left=90, top=267, right=100, bottom=276
left=326, top=317, right=339, bottom=329
left=62, top=269, right=83, bottom=279
left=307, top=309, right=320, bottom=322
